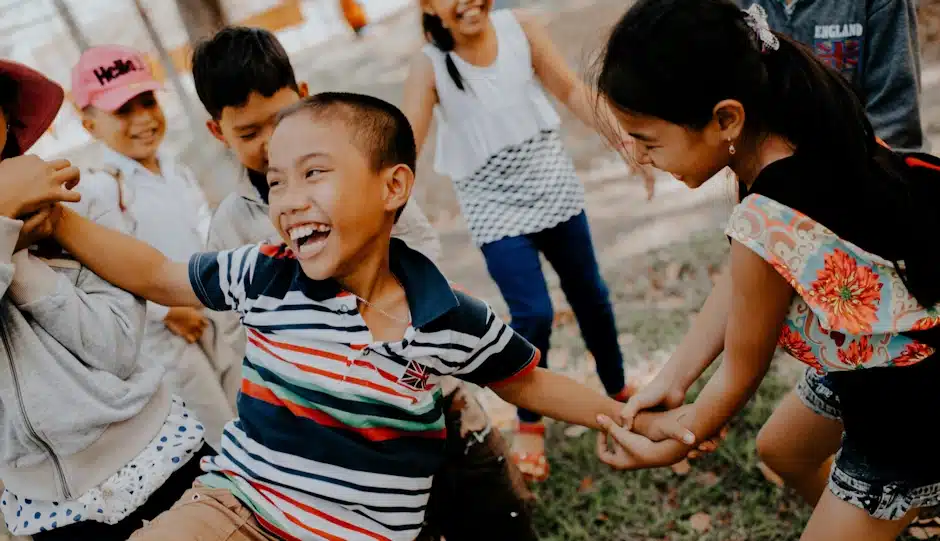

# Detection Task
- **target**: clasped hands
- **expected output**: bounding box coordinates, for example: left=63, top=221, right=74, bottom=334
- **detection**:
left=594, top=375, right=724, bottom=471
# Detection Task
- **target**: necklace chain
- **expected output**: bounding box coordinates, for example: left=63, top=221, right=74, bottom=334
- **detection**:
left=351, top=278, right=410, bottom=325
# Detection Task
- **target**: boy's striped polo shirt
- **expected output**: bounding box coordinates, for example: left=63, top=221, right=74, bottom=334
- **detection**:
left=187, top=238, right=539, bottom=541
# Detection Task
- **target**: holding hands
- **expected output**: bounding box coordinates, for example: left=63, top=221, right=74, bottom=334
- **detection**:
left=594, top=371, right=726, bottom=471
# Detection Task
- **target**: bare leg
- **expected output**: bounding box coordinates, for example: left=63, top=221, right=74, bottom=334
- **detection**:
left=801, top=489, right=917, bottom=541
left=756, top=390, right=842, bottom=505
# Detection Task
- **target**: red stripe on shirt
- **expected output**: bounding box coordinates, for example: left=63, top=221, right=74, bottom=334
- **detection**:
left=241, top=379, right=445, bottom=441
left=248, top=328, right=406, bottom=387
left=248, top=479, right=393, bottom=541
left=489, top=348, right=541, bottom=388
left=248, top=335, right=419, bottom=404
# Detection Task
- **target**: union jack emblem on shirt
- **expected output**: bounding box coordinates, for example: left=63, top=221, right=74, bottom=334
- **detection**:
left=815, top=39, right=861, bottom=81
left=399, top=359, right=431, bottom=391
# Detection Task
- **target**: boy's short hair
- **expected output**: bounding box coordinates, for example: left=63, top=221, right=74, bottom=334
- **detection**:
left=192, top=26, right=299, bottom=119
left=275, top=92, right=417, bottom=220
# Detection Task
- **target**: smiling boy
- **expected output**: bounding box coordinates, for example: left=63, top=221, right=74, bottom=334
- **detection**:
left=73, top=45, right=235, bottom=447
left=48, top=92, right=660, bottom=541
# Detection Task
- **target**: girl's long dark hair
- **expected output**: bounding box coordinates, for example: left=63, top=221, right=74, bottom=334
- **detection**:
left=595, top=0, right=940, bottom=307
left=422, top=12, right=466, bottom=91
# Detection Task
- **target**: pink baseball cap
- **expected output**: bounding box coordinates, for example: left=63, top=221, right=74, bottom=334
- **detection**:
left=71, top=45, right=162, bottom=112
left=0, top=59, right=64, bottom=154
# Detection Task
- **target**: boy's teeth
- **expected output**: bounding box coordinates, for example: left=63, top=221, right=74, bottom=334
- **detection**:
left=289, top=226, right=313, bottom=240
left=288, top=224, right=331, bottom=240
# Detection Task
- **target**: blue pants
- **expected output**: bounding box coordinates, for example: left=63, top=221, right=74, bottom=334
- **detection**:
left=480, top=212, right=626, bottom=423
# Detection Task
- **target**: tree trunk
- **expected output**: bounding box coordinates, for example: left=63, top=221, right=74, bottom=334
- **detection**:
left=174, top=0, right=227, bottom=43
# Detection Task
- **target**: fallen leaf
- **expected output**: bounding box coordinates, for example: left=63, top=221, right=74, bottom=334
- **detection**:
left=757, top=461, right=785, bottom=488
left=688, top=512, right=712, bottom=533
left=564, top=424, right=590, bottom=438
left=696, top=471, right=720, bottom=487
left=664, top=488, right=679, bottom=511
left=596, top=513, right=609, bottom=522
left=578, top=476, right=595, bottom=493
left=670, top=459, right=691, bottom=475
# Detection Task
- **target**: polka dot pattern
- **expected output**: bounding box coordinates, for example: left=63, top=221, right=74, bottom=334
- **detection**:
left=1, top=397, right=203, bottom=536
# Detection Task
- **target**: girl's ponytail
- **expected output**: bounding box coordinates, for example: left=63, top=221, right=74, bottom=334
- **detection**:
left=422, top=13, right=466, bottom=91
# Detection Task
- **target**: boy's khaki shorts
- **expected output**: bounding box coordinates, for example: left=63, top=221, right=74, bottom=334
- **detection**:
left=128, top=486, right=277, bottom=541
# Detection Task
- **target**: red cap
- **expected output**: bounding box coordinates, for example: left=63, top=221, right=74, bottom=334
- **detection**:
left=0, top=60, right=64, bottom=154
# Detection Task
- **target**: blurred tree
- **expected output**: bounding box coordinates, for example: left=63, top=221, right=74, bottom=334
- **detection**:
left=175, top=0, right=228, bottom=43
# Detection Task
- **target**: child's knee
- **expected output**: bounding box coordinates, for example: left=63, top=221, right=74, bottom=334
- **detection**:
left=756, top=423, right=788, bottom=470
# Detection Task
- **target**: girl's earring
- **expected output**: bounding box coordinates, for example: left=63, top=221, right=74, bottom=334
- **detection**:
left=728, top=142, right=736, bottom=156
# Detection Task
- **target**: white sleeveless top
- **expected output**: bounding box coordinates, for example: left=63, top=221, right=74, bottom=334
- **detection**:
left=422, top=10, right=584, bottom=246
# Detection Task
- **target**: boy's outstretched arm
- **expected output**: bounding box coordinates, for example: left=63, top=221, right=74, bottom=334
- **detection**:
left=53, top=206, right=200, bottom=308
left=491, top=367, right=622, bottom=431
left=492, top=367, right=696, bottom=443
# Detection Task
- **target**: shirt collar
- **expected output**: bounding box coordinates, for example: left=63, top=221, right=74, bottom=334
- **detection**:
left=99, top=144, right=174, bottom=180
left=288, top=238, right=458, bottom=328
left=389, top=238, right=458, bottom=328
left=235, top=167, right=269, bottom=204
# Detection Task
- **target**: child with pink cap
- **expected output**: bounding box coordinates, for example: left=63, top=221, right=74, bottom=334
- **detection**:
left=72, top=45, right=237, bottom=449
left=0, top=59, right=211, bottom=541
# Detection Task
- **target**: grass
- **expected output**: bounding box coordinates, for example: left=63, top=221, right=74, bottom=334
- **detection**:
left=525, top=231, right=925, bottom=540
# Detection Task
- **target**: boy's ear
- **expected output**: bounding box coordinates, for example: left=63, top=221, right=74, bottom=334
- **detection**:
left=206, top=119, right=228, bottom=147
left=384, top=164, right=414, bottom=218
left=298, top=82, right=310, bottom=98
left=80, top=110, right=95, bottom=134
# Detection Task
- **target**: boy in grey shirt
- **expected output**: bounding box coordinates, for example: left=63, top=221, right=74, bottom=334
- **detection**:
left=740, top=0, right=925, bottom=151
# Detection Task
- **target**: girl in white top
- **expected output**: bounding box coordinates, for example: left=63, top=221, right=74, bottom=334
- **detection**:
left=403, top=0, right=648, bottom=482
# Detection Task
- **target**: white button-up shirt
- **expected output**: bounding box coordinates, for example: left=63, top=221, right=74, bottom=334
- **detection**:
left=88, top=146, right=212, bottom=320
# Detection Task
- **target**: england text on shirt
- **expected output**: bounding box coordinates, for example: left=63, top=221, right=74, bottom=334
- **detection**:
left=187, top=239, right=539, bottom=541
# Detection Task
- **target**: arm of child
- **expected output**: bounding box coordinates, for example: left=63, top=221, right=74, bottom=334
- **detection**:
left=0, top=156, right=82, bottom=298
left=596, top=242, right=793, bottom=469
left=620, top=264, right=732, bottom=427
left=517, top=9, right=655, bottom=197
left=53, top=205, right=200, bottom=308
left=401, top=52, right=439, bottom=156
left=862, top=0, right=924, bottom=151
left=492, top=367, right=623, bottom=431
left=8, top=205, right=145, bottom=378
left=448, top=292, right=695, bottom=440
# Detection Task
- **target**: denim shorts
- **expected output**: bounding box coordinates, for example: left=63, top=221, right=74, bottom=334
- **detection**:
left=796, top=366, right=940, bottom=520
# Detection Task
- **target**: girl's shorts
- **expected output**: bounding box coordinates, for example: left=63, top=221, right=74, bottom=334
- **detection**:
left=795, top=365, right=940, bottom=520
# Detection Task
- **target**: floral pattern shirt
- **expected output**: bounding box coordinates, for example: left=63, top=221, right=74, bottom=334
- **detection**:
left=726, top=193, right=939, bottom=374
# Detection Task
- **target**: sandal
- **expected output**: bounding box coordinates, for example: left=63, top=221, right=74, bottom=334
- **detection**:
left=511, top=422, right=549, bottom=483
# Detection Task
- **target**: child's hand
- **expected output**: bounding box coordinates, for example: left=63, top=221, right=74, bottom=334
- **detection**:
left=14, top=204, right=63, bottom=253
left=619, top=373, right=687, bottom=430
left=633, top=407, right=725, bottom=459
left=164, top=306, right=208, bottom=343
left=595, top=414, right=690, bottom=470
left=0, top=156, right=81, bottom=219
left=633, top=407, right=697, bottom=445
